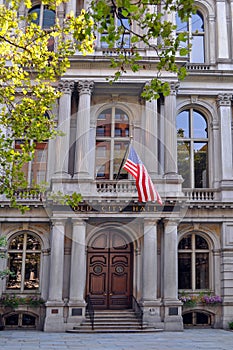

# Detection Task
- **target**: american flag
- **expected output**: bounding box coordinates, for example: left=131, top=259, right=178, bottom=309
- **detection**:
left=123, top=146, right=162, bottom=204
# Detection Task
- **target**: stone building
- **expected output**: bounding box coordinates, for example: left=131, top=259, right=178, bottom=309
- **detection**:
left=1, top=0, right=233, bottom=332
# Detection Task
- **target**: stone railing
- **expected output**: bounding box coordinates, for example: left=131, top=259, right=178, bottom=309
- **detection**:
left=183, top=188, right=216, bottom=201
left=96, top=180, right=137, bottom=195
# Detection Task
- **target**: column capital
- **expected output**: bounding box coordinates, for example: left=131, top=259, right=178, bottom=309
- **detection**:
left=163, top=218, right=180, bottom=227
left=217, top=93, right=232, bottom=107
left=72, top=218, right=88, bottom=226
left=144, top=218, right=159, bottom=226
left=58, top=80, right=75, bottom=94
left=169, top=82, right=180, bottom=96
left=51, top=218, right=67, bottom=226
left=77, top=80, right=94, bottom=95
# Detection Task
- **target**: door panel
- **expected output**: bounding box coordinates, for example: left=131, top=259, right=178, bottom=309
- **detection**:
left=87, top=231, right=132, bottom=309
left=87, top=253, right=108, bottom=308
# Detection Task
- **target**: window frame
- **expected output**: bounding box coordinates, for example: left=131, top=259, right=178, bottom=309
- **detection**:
left=95, top=106, right=131, bottom=180
left=178, top=232, right=211, bottom=292
left=6, top=231, right=42, bottom=293
left=177, top=108, right=209, bottom=189
left=176, top=10, right=205, bottom=63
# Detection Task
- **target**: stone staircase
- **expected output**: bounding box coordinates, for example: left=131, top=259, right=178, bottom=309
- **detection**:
left=67, top=309, right=161, bottom=333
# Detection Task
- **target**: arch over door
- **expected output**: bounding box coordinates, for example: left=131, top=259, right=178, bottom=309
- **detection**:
left=86, top=230, right=133, bottom=309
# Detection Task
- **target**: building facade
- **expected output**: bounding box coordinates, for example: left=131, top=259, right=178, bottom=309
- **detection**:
left=1, top=0, right=233, bottom=332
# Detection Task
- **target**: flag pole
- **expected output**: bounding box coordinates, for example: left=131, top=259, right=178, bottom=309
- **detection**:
left=115, top=136, right=133, bottom=180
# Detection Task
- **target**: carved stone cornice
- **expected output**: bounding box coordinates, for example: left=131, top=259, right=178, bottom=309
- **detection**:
left=216, top=93, right=232, bottom=107
left=77, top=80, right=94, bottom=96
left=58, top=80, right=75, bottom=94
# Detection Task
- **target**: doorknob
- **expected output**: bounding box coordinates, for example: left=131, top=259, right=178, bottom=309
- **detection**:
left=109, top=293, right=113, bottom=296
left=103, top=292, right=107, bottom=296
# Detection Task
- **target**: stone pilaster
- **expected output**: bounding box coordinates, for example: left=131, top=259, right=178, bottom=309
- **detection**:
left=65, top=0, right=76, bottom=16
left=164, top=82, right=179, bottom=176
left=53, top=81, right=74, bottom=179
left=216, top=0, right=229, bottom=60
left=143, top=99, right=159, bottom=179
left=216, top=94, right=233, bottom=200
left=69, top=219, right=87, bottom=305
left=67, top=219, right=87, bottom=327
left=163, top=219, right=183, bottom=331
left=44, top=219, right=66, bottom=332
left=141, top=219, right=163, bottom=328
left=73, top=80, right=94, bottom=180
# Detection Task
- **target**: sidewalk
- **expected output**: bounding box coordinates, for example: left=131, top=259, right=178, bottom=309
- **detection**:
left=0, top=329, right=233, bottom=350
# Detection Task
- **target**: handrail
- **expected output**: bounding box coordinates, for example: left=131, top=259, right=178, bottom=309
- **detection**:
left=131, top=295, right=143, bottom=329
left=85, top=295, right=95, bottom=330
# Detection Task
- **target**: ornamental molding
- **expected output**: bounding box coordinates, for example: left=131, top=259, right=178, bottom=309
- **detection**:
left=216, top=93, right=232, bottom=107
left=58, top=80, right=75, bottom=94
left=77, top=80, right=94, bottom=95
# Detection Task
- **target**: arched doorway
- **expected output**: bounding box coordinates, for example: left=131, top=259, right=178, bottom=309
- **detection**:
left=86, top=230, right=133, bottom=309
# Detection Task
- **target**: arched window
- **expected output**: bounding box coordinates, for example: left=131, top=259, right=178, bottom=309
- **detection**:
left=7, top=232, right=42, bottom=291
left=176, top=11, right=205, bottom=63
left=178, top=233, right=210, bottom=290
left=28, top=4, right=55, bottom=29
left=95, top=107, right=130, bottom=179
left=28, top=4, right=55, bottom=50
left=177, top=109, right=208, bottom=188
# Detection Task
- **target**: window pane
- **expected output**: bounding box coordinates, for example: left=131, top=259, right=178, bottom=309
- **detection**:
left=191, top=36, right=204, bottom=63
left=96, top=141, right=110, bottom=178
left=9, top=234, right=24, bottom=250
left=178, top=235, right=192, bottom=250
left=24, top=253, right=40, bottom=290
left=195, top=235, right=208, bottom=249
left=43, top=8, right=55, bottom=29
left=22, top=314, right=36, bottom=326
left=194, top=142, right=208, bottom=188
left=97, top=109, right=112, bottom=137
left=192, top=12, right=204, bottom=32
left=177, top=110, right=190, bottom=138
left=176, top=14, right=188, bottom=32
left=29, top=7, right=40, bottom=26
left=115, top=109, right=129, bottom=137
left=5, top=314, right=19, bottom=326
left=7, top=253, right=22, bottom=290
left=196, top=253, right=209, bottom=289
left=196, top=312, right=209, bottom=325
left=178, top=253, right=192, bottom=289
left=177, top=141, right=191, bottom=187
left=113, top=141, right=129, bottom=179
left=26, top=234, right=41, bottom=250
left=193, top=111, right=207, bottom=138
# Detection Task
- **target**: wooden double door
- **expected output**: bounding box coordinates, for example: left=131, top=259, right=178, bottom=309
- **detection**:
left=86, top=230, right=133, bottom=309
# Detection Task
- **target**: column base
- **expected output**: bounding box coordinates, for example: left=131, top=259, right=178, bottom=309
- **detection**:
left=141, top=300, right=164, bottom=330
left=44, top=302, right=65, bottom=332
left=163, top=299, right=183, bottom=331
left=66, top=300, right=86, bottom=328
left=73, top=172, right=92, bottom=180
left=52, top=172, right=71, bottom=180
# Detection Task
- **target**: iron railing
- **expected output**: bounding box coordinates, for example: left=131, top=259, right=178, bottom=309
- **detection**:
left=85, top=295, right=95, bottom=330
left=131, top=295, right=143, bottom=329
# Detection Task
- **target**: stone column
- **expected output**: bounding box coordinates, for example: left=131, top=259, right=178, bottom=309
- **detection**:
left=44, top=219, right=66, bottom=332
left=0, top=243, right=7, bottom=296
left=40, top=248, right=50, bottom=301
left=141, top=219, right=162, bottom=328
left=54, top=81, right=74, bottom=178
left=216, top=0, right=229, bottom=60
left=69, top=219, right=87, bottom=306
left=164, top=82, right=179, bottom=176
left=73, top=80, right=94, bottom=180
left=163, top=219, right=183, bottom=331
left=217, top=94, right=233, bottom=181
left=65, top=0, right=76, bottom=16
left=143, top=99, right=158, bottom=179
left=48, top=219, right=65, bottom=302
